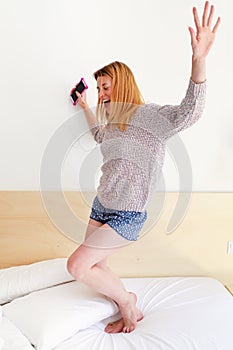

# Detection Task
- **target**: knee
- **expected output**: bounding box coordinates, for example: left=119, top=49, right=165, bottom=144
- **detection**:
left=67, top=256, right=87, bottom=280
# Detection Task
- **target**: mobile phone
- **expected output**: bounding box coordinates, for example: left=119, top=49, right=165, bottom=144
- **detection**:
left=70, top=78, right=88, bottom=105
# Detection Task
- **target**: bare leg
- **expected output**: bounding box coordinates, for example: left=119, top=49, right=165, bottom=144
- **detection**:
left=85, top=220, right=143, bottom=332
left=84, top=218, right=108, bottom=270
left=67, top=221, right=142, bottom=333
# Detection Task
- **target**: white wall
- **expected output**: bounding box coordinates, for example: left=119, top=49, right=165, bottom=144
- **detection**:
left=0, top=0, right=232, bottom=191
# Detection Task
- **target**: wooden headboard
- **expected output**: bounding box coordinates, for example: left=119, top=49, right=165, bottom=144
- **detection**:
left=0, top=191, right=233, bottom=291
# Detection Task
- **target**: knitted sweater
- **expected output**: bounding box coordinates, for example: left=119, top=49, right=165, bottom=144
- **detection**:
left=91, top=79, right=206, bottom=212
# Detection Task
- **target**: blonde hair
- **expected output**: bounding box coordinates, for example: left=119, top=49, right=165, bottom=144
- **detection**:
left=93, top=61, right=144, bottom=131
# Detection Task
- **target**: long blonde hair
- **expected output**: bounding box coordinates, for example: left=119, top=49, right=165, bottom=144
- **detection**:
left=93, top=61, right=144, bottom=131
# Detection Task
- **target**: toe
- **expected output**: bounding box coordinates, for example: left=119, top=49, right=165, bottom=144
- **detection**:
left=104, top=324, right=113, bottom=333
left=105, top=319, right=125, bottom=333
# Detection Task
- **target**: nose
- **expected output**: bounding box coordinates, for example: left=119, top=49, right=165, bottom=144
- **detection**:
left=99, top=90, right=105, bottom=100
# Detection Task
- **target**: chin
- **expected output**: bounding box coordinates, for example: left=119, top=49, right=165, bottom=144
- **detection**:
left=104, top=104, right=110, bottom=114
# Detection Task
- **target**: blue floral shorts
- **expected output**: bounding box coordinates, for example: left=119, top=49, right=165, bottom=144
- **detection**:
left=90, top=196, right=147, bottom=241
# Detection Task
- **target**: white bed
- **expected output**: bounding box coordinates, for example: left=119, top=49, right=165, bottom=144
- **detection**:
left=0, top=316, right=34, bottom=350
left=1, top=259, right=233, bottom=350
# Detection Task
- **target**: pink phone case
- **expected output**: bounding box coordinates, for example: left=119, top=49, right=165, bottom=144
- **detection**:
left=70, top=78, right=88, bottom=106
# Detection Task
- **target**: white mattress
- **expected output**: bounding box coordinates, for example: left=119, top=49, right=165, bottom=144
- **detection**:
left=0, top=316, right=34, bottom=350
left=53, top=277, right=233, bottom=350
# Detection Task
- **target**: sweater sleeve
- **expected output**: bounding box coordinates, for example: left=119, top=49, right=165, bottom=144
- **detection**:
left=157, top=79, right=206, bottom=140
left=90, top=124, right=106, bottom=144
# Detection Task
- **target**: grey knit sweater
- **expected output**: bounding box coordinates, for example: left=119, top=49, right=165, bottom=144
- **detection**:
left=91, top=79, right=206, bottom=212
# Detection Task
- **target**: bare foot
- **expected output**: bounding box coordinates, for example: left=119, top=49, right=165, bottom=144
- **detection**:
left=104, top=292, right=143, bottom=334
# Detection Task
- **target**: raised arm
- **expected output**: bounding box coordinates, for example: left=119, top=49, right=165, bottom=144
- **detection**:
left=75, top=91, right=97, bottom=130
left=189, top=1, right=221, bottom=83
left=74, top=91, right=105, bottom=143
left=154, top=2, right=221, bottom=140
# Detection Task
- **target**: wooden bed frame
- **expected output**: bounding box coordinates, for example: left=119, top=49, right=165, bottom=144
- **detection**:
left=0, top=191, right=232, bottom=293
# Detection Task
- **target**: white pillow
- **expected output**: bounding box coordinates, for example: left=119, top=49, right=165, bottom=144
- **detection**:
left=0, top=258, right=74, bottom=305
left=2, top=281, right=118, bottom=350
left=0, top=338, right=4, bottom=350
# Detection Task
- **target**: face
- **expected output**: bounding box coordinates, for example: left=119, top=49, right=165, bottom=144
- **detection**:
left=97, top=75, right=112, bottom=113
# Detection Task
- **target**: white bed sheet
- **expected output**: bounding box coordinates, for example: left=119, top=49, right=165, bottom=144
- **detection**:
left=0, top=316, right=34, bottom=350
left=53, top=277, right=233, bottom=350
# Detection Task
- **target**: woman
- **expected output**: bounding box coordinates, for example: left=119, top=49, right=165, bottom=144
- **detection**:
left=67, top=2, right=220, bottom=334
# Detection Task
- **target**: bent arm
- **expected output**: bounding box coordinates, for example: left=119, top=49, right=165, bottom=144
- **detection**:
left=83, top=106, right=105, bottom=144
left=75, top=91, right=105, bottom=143
left=82, top=105, right=98, bottom=130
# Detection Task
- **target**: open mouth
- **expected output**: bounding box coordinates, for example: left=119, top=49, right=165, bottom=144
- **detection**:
left=103, top=100, right=110, bottom=112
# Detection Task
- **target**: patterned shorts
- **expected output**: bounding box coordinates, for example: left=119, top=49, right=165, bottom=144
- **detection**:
left=90, top=196, right=147, bottom=241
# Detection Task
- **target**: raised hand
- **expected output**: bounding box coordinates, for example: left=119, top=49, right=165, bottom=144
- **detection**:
left=75, top=90, right=88, bottom=109
left=189, top=1, right=221, bottom=59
